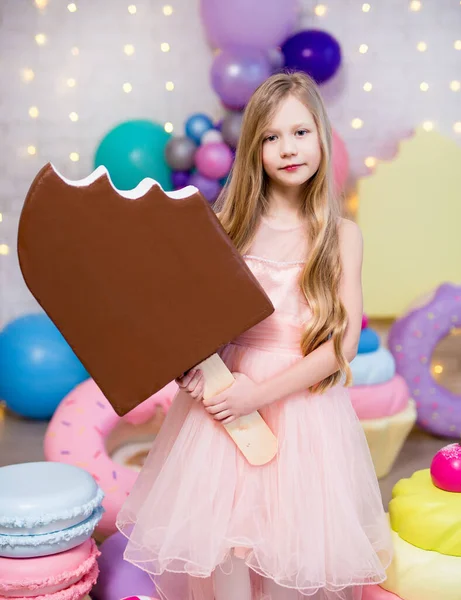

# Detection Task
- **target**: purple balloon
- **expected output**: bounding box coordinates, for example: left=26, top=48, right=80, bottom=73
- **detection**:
left=189, top=172, right=222, bottom=204
left=92, top=532, right=156, bottom=600
left=171, top=170, right=191, bottom=189
left=281, top=29, right=342, bottom=84
left=200, top=0, right=298, bottom=50
left=211, top=48, right=271, bottom=109
left=195, top=142, right=233, bottom=179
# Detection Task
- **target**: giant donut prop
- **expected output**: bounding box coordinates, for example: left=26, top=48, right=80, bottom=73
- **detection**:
left=388, top=283, right=461, bottom=438
left=44, top=378, right=177, bottom=538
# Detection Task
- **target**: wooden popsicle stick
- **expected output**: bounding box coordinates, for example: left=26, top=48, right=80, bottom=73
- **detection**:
left=195, top=353, right=278, bottom=466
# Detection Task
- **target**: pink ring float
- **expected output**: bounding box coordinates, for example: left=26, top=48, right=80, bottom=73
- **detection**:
left=44, top=378, right=176, bottom=538
left=388, top=283, right=461, bottom=438
left=349, top=374, right=410, bottom=420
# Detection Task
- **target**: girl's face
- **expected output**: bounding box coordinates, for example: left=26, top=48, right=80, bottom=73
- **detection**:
left=261, top=94, right=322, bottom=190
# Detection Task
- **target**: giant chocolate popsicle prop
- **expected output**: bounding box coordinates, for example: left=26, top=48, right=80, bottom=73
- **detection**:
left=18, top=164, right=278, bottom=466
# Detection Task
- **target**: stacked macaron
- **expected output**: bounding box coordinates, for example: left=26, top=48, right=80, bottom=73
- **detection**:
left=0, top=461, right=104, bottom=599
left=349, top=315, right=417, bottom=478
left=363, top=443, right=461, bottom=600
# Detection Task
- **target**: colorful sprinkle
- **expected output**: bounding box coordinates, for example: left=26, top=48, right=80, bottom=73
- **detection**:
left=65, top=399, right=77, bottom=406
left=107, top=485, right=118, bottom=493
left=94, top=426, right=103, bottom=436
left=78, top=427, right=85, bottom=435
left=413, top=389, right=420, bottom=396
left=76, top=462, right=88, bottom=468
left=61, top=421, right=72, bottom=427
left=76, top=407, right=85, bottom=415
left=91, top=474, right=100, bottom=482
left=432, top=402, right=439, bottom=409
left=395, top=344, right=403, bottom=352
left=112, top=470, right=117, bottom=480
left=96, top=401, right=106, bottom=409
left=93, top=450, right=102, bottom=459
left=413, top=375, right=421, bottom=383
left=420, top=356, right=428, bottom=364
left=432, top=412, right=439, bottom=420
left=60, top=450, right=71, bottom=455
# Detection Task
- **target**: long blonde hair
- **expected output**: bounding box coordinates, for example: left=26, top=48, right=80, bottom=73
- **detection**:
left=214, top=71, right=352, bottom=392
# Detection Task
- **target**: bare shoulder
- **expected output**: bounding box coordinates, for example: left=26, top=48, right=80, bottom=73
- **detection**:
left=337, top=217, right=363, bottom=249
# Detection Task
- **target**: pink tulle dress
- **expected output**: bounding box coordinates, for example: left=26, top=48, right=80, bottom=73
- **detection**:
left=116, top=217, right=393, bottom=600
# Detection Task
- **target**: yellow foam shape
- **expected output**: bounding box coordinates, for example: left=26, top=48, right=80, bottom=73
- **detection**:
left=389, top=469, right=461, bottom=556
left=357, top=127, right=461, bottom=318
left=382, top=528, right=461, bottom=600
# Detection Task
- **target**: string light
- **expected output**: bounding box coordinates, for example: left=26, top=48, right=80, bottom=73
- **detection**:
left=0, top=245, right=10, bottom=256
left=162, top=5, right=173, bottom=15
left=28, top=107, right=39, bottom=118
left=164, top=122, right=174, bottom=133
left=422, top=121, right=434, bottom=131
left=165, top=81, right=175, bottom=91
left=420, top=82, right=429, bottom=91
left=454, top=122, right=461, bottom=133
left=124, top=44, right=135, bottom=56
left=362, top=3, right=371, bottom=12
left=409, top=0, right=421, bottom=11
left=364, top=157, right=376, bottom=168
left=417, top=42, right=427, bottom=52
left=454, top=40, right=461, bottom=50
left=34, top=0, right=48, bottom=8
left=21, top=68, right=35, bottom=82
left=69, top=152, right=80, bottom=162
left=35, top=34, right=47, bottom=46
left=314, top=4, right=327, bottom=16
left=433, top=365, right=443, bottom=374
left=67, top=3, right=77, bottom=12
left=128, top=5, right=137, bottom=14
left=69, top=112, right=79, bottom=122
left=67, top=78, right=76, bottom=88
left=71, top=46, right=79, bottom=56
left=351, top=118, right=364, bottom=129
left=27, top=146, right=37, bottom=156
left=450, top=80, right=461, bottom=91
left=363, top=82, right=373, bottom=91
left=123, top=83, right=133, bottom=93
left=161, top=42, right=170, bottom=52
left=359, top=44, right=368, bottom=54
left=0, top=214, right=3, bottom=222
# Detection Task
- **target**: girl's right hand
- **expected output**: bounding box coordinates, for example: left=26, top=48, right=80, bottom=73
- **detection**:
left=175, top=369, right=205, bottom=402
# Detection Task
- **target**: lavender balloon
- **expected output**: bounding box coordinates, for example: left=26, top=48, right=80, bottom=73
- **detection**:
left=195, top=142, right=233, bottom=179
left=282, top=29, right=342, bottom=84
left=189, top=172, right=222, bottom=204
left=200, top=0, right=298, bottom=51
left=92, top=532, right=156, bottom=600
left=211, top=48, right=271, bottom=109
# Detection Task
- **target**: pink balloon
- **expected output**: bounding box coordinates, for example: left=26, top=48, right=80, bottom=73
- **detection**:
left=361, top=314, right=368, bottom=330
left=195, top=142, right=233, bottom=180
left=332, top=129, right=349, bottom=194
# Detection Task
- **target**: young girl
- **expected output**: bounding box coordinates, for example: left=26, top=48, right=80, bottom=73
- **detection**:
left=117, top=71, right=393, bottom=600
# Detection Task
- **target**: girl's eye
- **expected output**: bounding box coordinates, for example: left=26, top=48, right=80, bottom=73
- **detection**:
left=265, top=135, right=277, bottom=142
left=296, top=129, right=309, bottom=137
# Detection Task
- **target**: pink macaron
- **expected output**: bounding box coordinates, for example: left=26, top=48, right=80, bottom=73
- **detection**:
left=0, top=538, right=99, bottom=600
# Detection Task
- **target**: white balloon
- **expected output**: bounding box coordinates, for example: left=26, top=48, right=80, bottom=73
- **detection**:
left=201, top=129, right=223, bottom=145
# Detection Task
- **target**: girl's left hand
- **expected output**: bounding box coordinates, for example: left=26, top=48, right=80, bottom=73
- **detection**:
left=202, top=372, right=263, bottom=425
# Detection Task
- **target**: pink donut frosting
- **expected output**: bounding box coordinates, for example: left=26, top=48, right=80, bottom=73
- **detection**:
left=362, top=585, right=401, bottom=599
left=349, top=374, right=410, bottom=420
left=0, top=539, right=99, bottom=599
left=44, top=378, right=175, bottom=537
left=431, top=443, right=461, bottom=493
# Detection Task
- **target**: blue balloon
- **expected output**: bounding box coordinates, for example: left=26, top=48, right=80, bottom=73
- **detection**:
left=0, top=314, right=89, bottom=419
left=281, top=29, right=341, bottom=84
left=185, top=114, right=214, bottom=145
left=358, top=327, right=380, bottom=354
left=94, top=120, right=172, bottom=190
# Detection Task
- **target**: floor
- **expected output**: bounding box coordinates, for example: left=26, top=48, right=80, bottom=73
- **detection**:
left=0, top=319, right=459, bottom=509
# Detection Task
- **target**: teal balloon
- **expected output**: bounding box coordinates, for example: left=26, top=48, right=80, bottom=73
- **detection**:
left=94, top=120, right=172, bottom=190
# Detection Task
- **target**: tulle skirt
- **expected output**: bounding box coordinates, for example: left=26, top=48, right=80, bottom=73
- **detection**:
left=116, top=341, right=393, bottom=600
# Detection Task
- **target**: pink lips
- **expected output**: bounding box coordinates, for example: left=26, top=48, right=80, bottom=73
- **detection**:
left=281, top=164, right=304, bottom=172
